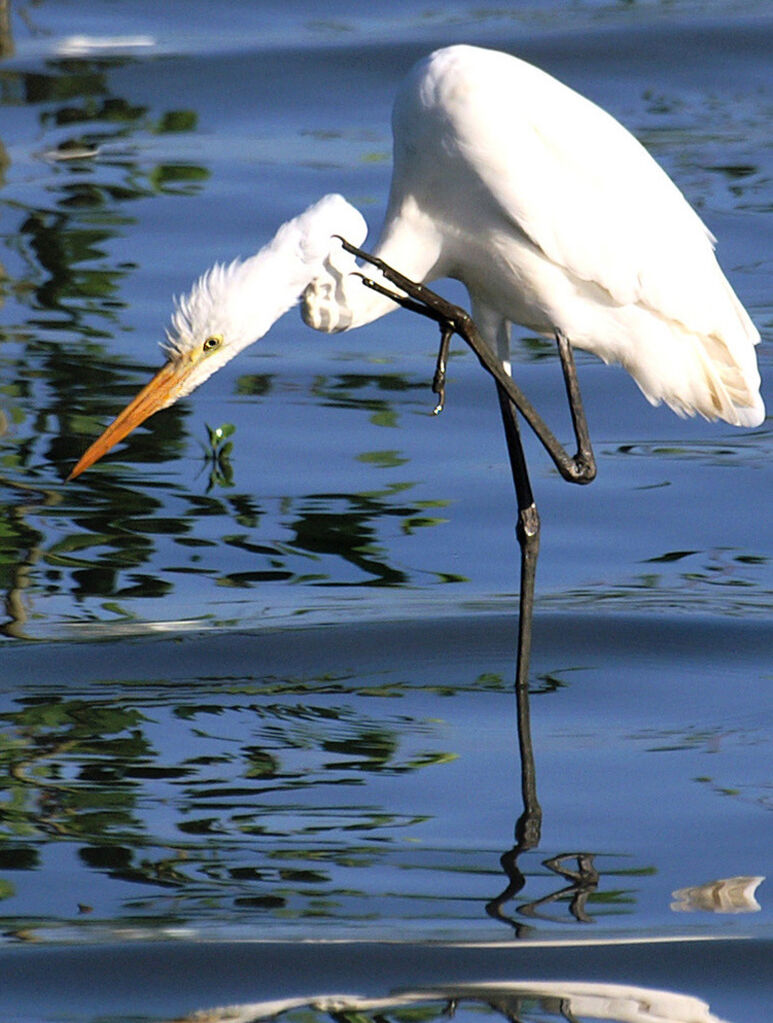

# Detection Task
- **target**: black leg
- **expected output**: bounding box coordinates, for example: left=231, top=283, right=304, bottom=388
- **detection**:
left=556, top=329, right=596, bottom=482
left=342, top=238, right=597, bottom=698
left=485, top=417, right=542, bottom=935
left=496, top=385, right=540, bottom=697
left=432, top=323, right=453, bottom=415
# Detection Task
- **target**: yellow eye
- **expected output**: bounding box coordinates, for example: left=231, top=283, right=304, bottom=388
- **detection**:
left=203, top=334, right=222, bottom=353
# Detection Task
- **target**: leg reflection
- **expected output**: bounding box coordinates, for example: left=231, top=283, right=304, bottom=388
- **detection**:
left=486, top=619, right=600, bottom=933
left=485, top=635, right=542, bottom=935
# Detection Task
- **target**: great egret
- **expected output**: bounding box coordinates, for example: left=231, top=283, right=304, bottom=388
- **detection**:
left=67, top=44, right=764, bottom=685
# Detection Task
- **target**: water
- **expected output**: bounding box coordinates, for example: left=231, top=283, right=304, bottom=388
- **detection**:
left=0, top=2, right=771, bottom=1022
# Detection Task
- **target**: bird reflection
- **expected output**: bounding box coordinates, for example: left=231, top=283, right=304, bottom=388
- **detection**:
left=165, top=980, right=732, bottom=1023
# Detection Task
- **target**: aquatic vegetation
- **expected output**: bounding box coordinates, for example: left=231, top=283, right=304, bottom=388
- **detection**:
left=201, top=422, right=236, bottom=490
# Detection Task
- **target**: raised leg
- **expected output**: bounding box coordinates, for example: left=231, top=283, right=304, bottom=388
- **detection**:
left=340, top=238, right=596, bottom=485
left=555, top=328, right=596, bottom=482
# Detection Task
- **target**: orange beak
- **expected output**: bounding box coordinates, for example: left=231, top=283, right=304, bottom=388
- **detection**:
left=68, top=360, right=185, bottom=480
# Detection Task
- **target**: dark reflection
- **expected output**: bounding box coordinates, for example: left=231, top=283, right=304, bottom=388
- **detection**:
left=49, top=477, right=178, bottom=601
left=0, top=0, right=11, bottom=61
left=486, top=646, right=541, bottom=932
left=553, top=543, right=770, bottom=617
left=0, top=46, right=204, bottom=442
left=0, top=34, right=221, bottom=621
left=2, top=57, right=201, bottom=337
left=0, top=669, right=454, bottom=926
left=494, top=851, right=602, bottom=932
left=0, top=39, right=219, bottom=627
left=165, top=980, right=732, bottom=1023
left=286, top=490, right=413, bottom=587
left=0, top=467, right=445, bottom=628
left=0, top=695, right=152, bottom=857
left=2, top=379, right=455, bottom=622
left=80, top=844, right=196, bottom=890
left=0, top=476, right=61, bottom=638
left=312, top=371, right=429, bottom=427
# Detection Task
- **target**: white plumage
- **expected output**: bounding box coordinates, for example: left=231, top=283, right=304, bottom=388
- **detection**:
left=69, top=44, right=764, bottom=482
left=305, top=45, right=763, bottom=427
left=162, top=194, right=367, bottom=401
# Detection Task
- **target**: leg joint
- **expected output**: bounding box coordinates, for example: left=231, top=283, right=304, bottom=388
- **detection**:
left=517, top=502, right=540, bottom=542
left=562, top=457, right=597, bottom=485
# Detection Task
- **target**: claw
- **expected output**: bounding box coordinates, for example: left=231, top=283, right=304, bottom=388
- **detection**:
left=334, top=235, right=379, bottom=268
left=350, top=271, right=406, bottom=307
left=432, top=323, right=453, bottom=415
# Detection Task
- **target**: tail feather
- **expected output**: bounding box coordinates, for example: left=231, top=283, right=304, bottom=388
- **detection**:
left=623, top=321, right=765, bottom=428
left=694, top=333, right=764, bottom=427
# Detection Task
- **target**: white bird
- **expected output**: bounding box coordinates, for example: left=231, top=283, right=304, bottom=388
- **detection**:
left=68, top=42, right=764, bottom=482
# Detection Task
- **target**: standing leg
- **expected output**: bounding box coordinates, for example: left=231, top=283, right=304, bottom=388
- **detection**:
left=486, top=386, right=543, bottom=933
left=496, top=380, right=542, bottom=829
left=496, top=384, right=540, bottom=700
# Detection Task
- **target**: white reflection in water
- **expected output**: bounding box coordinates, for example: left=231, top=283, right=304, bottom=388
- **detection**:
left=56, top=34, right=156, bottom=57
left=671, top=875, right=764, bottom=914
left=169, top=980, right=732, bottom=1023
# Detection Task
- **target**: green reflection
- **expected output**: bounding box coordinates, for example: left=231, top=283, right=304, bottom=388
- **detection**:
left=0, top=35, right=217, bottom=629
left=285, top=490, right=415, bottom=587
left=0, top=39, right=456, bottom=627
left=29, top=472, right=448, bottom=611
left=312, top=372, right=430, bottom=427
left=549, top=546, right=771, bottom=615
left=0, top=46, right=208, bottom=500
left=0, top=666, right=458, bottom=933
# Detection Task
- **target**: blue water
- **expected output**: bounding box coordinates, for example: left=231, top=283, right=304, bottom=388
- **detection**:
left=0, top=2, right=771, bottom=1022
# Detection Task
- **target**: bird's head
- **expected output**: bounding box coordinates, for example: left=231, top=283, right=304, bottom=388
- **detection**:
left=66, top=261, right=256, bottom=481
left=67, top=194, right=368, bottom=481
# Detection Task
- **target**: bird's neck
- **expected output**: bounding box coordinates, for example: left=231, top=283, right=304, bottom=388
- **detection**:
left=238, top=194, right=369, bottom=342
left=301, top=194, right=446, bottom=334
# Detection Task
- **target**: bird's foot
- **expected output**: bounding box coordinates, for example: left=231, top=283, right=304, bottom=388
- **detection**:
left=338, top=238, right=469, bottom=329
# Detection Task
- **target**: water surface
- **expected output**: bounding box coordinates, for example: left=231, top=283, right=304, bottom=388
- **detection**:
left=0, top=3, right=771, bottom=1022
